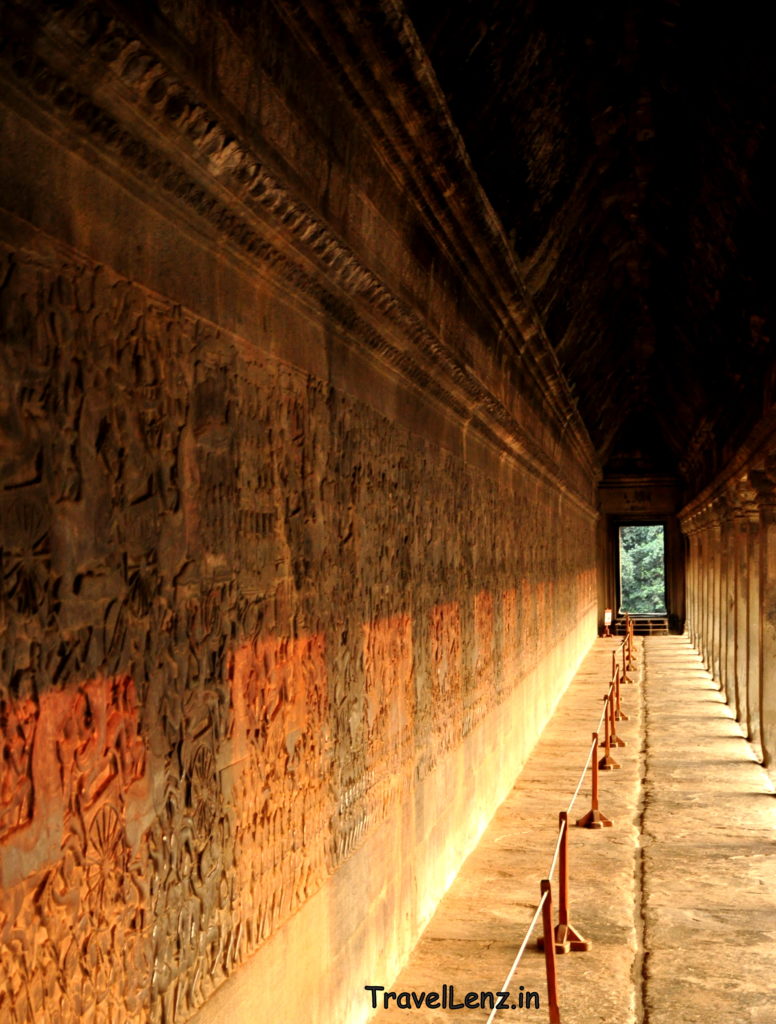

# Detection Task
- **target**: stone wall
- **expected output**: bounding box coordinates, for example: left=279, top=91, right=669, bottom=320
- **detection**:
left=0, top=3, right=598, bottom=1022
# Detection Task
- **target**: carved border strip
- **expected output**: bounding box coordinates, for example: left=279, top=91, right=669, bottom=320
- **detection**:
left=277, top=0, right=598, bottom=470
left=0, top=0, right=597, bottom=516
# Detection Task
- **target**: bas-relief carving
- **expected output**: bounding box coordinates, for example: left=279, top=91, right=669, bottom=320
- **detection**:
left=0, top=242, right=596, bottom=1023
left=472, top=591, right=494, bottom=719
left=0, top=675, right=149, bottom=1024
left=429, top=601, right=462, bottom=761
left=0, top=0, right=597, bottom=510
left=230, top=633, right=331, bottom=939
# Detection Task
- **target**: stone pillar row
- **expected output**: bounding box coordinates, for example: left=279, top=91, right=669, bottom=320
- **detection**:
left=680, top=467, right=776, bottom=767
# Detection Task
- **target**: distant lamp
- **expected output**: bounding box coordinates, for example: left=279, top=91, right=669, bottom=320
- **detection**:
left=603, top=608, right=613, bottom=638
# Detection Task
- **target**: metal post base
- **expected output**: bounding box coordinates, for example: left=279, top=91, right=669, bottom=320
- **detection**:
left=575, top=807, right=613, bottom=828
left=598, top=752, right=621, bottom=770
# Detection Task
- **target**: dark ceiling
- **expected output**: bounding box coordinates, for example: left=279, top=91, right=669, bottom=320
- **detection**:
left=403, top=0, right=775, bottom=494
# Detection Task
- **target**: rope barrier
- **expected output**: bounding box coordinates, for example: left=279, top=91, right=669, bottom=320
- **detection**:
left=567, top=684, right=606, bottom=810
left=547, top=815, right=566, bottom=884
left=575, top=732, right=613, bottom=829
left=595, top=692, right=608, bottom=734
left=607, top=675, right=626, bottom=749
left=486, top=636, right=639, bottom=1020
left=615, top=665, right=629, bottom=722
left=484, top=890, right=548, bottom=1024
left=598, top=683, right=621, bottom=770
left=539, top=812, right=590, bottom=957
left=567, top=690, right=608, bottom=817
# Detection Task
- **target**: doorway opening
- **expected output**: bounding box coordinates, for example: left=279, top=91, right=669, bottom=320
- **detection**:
left=618, top=524, right=666, bottom=614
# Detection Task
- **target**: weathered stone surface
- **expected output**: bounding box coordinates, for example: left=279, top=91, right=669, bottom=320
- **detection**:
left=372, top=638, right=643, bottom=1024
left=640, top=637, right=776, bottom=1024
left=4, top=3, right=771, bottom=1022
left=0, top=238, right=595, bottom=1022
left=371, top=636, right=776, bottom=1024
left=680, top=444, right=776, bottom=773
left=0, top=3, right=597, bottom=1023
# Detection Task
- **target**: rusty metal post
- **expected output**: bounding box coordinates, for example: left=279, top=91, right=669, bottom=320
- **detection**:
left=540, top=880, right=562, bottom=1024
left=627, top=618, right=637, bottom=666
left=621, top=636, right=632, bottom=684
left=555, top=812, right=589, bottom=951
left=576, top=732, right=613, bottom=827
left=615, top=664, right=628, bottom=721
left=599, top=688, right=621, bottom=769
left=609, top=675, right=626, bottom=747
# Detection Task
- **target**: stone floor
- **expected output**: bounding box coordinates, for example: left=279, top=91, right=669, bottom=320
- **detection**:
left=370, top=636, right=776, bottom=1024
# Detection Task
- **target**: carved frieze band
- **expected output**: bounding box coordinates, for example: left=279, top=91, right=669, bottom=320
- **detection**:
left=0, top=233, right=597, bottom=1023
left=0, top=3, right=600, bottom=1020
left=0, top=0, right=596, bottom=512
left=276, top=0, right=590, bottom=457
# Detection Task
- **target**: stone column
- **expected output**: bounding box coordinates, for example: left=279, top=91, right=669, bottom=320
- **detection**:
left=732, top=503, right=747, bottom=727
left=700, top=520, right=704, bottom=647
left=732, top=481, right=758, bottom=733
left=684, top=515, right=701, bottom=647
left=705, top=508, right=717, bottom=674
left=717, top=506, right=729, bottom=699
left=751, top=468, right=776, bottom=768
left=747, top=509, right=763, bottom=758
left=723, top=500, right=737, bottom=709
left=700, top=512, right=712, bottom=668
left=687, top=524, right=700, bottom=643
left=710, top=506, right=723, bottom=683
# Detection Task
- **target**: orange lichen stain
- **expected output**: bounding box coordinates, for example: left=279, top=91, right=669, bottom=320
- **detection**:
left=228, top=634, right=331, bottom=927
left=474, top=591, right=494, bottom=693
left=0, top=675, right=149, bottom=1023
left=502, top=589, right=518, bottom=679
left=58, top=676, right=146, bottom=811
left=430, top=602, right=462, bottom=752
left=230, top=633, right=328, bottom=770
left=430, top=602, right=462, bottom=701
left=0, top=693, right=36, bottom=841
left=363, top=614, right=414, bottom=768
left=0, top=675, right=145, bottom=855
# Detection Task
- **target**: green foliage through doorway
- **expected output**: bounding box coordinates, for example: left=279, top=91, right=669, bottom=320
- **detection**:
left=619, top=525, right=666, bottom=614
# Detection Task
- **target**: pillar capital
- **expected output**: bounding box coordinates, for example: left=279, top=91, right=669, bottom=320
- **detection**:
left=727, top=476, right=760, bottom=522
left=714, top=491, right=738, bottom=525
left=695, top=498, right=724, bottom=531
left=748, top=466, right=776, bottom=523
left=679, top=510, right=701, bottom=537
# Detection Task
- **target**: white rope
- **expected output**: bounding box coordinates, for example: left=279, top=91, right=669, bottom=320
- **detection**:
left=486, top=666, right=620, bottom=1020
left=547, top=815, right=566, bottom=883
left=596, top=689, right=610, bottom=734
left=566, top=687, right=609, bottom=815
left=484, top=890, right=549, bottom=1024
left=566, top=733, right=594, bottom=815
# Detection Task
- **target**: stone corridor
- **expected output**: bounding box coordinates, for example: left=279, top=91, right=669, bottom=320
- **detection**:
left=2, top=5, right=776, bottom=1022
left=370, top=637, right=776, bottom=1024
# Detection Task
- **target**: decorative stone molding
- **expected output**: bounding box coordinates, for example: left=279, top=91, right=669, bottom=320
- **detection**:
left=748, top=466, right=776, bottom=524
left=728, top=475, right=761, bottom=522
left=0, top=3, right=603, bottom=1022
left=0, top=238, right=598, bottom=1024
left=0, top=0, right=597, bottom=511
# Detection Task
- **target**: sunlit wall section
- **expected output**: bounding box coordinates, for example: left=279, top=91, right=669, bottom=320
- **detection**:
left=0, top=2, right=599, bottom=1023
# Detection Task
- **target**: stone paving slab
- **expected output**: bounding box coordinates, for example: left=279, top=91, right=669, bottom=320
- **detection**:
left=369, top=634, right=776, bottom=1024
left=371, top=639, right=642, bottom=1024
left=641, top=636, right=776, bottom=1024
